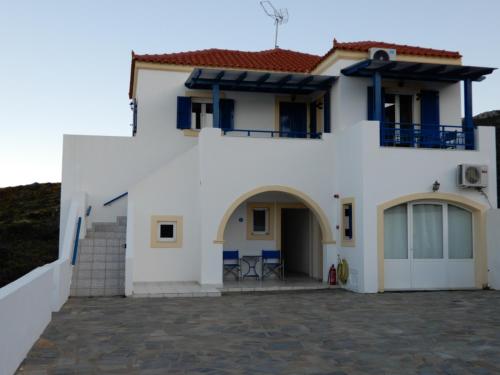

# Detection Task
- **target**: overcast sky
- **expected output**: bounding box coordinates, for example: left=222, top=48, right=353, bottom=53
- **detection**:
left=0, top=0, right=499, bottom=187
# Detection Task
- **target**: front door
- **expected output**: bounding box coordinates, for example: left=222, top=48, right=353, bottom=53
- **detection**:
left=384, top=202, right=475, bottom=290
left=279, top=102, right=307, bottom=137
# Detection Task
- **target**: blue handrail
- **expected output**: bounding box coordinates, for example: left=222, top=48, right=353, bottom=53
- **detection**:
left=222, top=129, right=322, bottom=139
left=85, top=205, right=92, bottom=217
left=71, top=217, right=82, bottom=266
left=103, top=192, right=128, bottom=207
left=380, top=122, right=474, bottom=150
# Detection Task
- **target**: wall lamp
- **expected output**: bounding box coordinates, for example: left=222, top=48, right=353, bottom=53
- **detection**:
left=432, top=180, right=441, bottom=192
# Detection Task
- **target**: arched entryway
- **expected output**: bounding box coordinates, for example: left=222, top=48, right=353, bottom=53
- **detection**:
left=377, top=193, right=488, bottom=292
left=215, top=186, right=334, bottom=284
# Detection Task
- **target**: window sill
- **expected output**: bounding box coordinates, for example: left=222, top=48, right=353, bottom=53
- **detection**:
left=183, top=129, right=200, bottom=137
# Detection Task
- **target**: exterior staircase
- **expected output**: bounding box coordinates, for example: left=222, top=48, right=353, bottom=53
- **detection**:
left=70, top=216, right=126, bottom=297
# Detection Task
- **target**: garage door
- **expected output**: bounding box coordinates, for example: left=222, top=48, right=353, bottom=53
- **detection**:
left=384, top=201, right=475, bottom=290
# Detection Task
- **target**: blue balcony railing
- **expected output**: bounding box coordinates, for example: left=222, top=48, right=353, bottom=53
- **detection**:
left=380, top=122, right=474, bottom=150
left=222, top=129, right=322, bottom=139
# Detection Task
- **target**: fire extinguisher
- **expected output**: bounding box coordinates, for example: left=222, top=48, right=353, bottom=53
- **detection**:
left=328, top=265, right=337, bottom=285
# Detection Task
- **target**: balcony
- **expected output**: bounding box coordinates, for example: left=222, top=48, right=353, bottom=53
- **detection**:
left=380, top=122, right=474, bottom=150
left=222, top=129, right=322, bottom=139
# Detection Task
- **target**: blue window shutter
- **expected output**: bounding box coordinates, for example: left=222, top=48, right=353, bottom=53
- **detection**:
left=420, top=90, right=440, bottom=147
left=420, top=90, right=439, bottom=126
left=309, top=101, right=317, bottom=136
left=219, top=99, right=234, bottom=130
left=367, top=86, right=374, bottom=120
left=176, top=96, right=191, bottom=129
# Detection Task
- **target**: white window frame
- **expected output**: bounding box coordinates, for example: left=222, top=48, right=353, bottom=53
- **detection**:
left=191, top=98, right=213, bottom=130
left=157, top=221, right=177, bottom=242
left=252, top=207, right=269, bottom=235
left=384, top=91, right=416, bottom=125
left=385, top=201, right=474, bottom=261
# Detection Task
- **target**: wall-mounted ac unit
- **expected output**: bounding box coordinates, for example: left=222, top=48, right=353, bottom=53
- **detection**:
left=457, top=164, right=488, bottom=188
left=369, top=47, right=397, bottom=61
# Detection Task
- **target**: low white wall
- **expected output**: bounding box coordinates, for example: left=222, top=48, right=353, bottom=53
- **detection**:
left=0, top=263, right=55, bottom=375
left=487, top=209, right=500, bottom=290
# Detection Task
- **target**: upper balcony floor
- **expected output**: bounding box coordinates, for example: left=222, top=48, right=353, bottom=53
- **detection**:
left=130, top=56, right=495, bottom=151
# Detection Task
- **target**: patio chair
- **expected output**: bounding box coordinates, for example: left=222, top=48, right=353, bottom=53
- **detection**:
left=261, top=250, right=284, bottom=280
left=223, top=250, right=241, bottom=280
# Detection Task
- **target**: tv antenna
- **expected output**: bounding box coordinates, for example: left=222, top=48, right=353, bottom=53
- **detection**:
left=260, top=1, right=288, bottom=48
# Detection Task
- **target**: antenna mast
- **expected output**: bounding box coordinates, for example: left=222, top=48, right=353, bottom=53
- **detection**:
left=260, top=1, right=288, bottom=48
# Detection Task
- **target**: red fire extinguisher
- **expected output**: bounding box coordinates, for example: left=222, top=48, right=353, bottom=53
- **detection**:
left=328, top=265, right=337, bottom=285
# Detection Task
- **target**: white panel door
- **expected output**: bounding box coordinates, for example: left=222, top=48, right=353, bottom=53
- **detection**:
left=384, top=202, right=475, bottom=290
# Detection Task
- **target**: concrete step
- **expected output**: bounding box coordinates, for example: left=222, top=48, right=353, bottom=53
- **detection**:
left=70, top=216, right=127, bottom=297
left=85, top=230, right=126, bottom=239
left=92, top=223, right=126, bottom=233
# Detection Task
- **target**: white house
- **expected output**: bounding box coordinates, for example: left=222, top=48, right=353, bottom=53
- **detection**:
left=60, top=39, right=498, bottom=296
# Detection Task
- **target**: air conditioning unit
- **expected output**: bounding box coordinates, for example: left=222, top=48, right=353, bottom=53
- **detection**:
left=369, top=47, right=397, bottom=61
left=457, top=164, right=488, bottom=188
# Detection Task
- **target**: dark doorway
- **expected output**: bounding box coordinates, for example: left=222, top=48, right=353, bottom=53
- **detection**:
left=281, top=208, right=310, bottom=276
left=279, top=102, right=307, bottom=137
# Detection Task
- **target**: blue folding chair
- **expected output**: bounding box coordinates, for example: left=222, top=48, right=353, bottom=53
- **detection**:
left=223, top=250, right=241, bottom=280
left=261, top=250, right=284, bottom=280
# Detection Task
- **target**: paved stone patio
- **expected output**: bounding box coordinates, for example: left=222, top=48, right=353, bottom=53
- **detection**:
left=17, top=290, right=500, bottom=375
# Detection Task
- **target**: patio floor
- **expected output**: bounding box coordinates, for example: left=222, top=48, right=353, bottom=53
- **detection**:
left=17, top=290, right=500, bottom=375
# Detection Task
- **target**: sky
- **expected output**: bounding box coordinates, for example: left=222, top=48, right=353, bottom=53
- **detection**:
left=0, top=0, right=499, bottom=187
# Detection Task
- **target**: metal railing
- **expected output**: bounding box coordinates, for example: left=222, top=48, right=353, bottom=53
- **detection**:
left=380, top=122, right=474, bottom=150
left=71, top=217, right=82, bottom=266
left=103, top=192, right=128, bottom=207
left=222, top=129, right=322, bottom=139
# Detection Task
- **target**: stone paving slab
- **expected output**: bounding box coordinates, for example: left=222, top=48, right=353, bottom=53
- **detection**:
left=16, top=290, right=500, bottom=374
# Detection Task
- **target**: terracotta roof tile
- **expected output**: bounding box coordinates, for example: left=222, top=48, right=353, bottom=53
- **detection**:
left=129, top=41, right=462, bottom=97
left=133, top=48, right=322, bottom=73
left=310, top=39, right=462, bottom=71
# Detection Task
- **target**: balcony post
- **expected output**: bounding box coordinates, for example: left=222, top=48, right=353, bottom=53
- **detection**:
left=373, top=71, right=382, bottom=122
left=464, top=78, right=474, bottom=149
left=212, top=83, right=220, bottom=128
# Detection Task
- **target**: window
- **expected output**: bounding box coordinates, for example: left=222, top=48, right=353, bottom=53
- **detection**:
left=157, top=221, right=176, bottom=242
left=191, top=99, right=213, bottom=130
left=150, top=215, right=183, bottom=248
left=341, top=198, right=355, bottom=246
left=253, top=208, right=268, bottom=233
left=448, top=205, right=473, bottom=259
left=384, top=204, right=408, bottom=259
left=247, top=203, right=274, bottom=240
left=383, top=202, right=474, bottom=260
left=412, top=204, right=443, bottom=259
left=384, top=93, right=414, bottom=146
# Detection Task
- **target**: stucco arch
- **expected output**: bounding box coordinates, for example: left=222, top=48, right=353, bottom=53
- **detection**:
left=215, top=185, right=335, bottom=244
left=377, top=192, right=488, bottom=292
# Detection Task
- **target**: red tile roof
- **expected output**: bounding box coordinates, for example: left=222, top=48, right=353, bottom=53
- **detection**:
left=308, top=40, right=462, bottom=72
left=132, top=48, right=322, bottom=73
left=335, top=40, right=460, bottom=58
left=129, top=40, right=462, bottom=97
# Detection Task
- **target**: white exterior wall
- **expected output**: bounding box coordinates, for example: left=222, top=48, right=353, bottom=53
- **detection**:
left=334, top=122, right=496, bottom=293
left=61, top=57, right=497, bottom=294
left=199, top=128, right=337, bottom=285
left=486, top=209, right=500, bottom=290
left=128, top=147, right=201, bottom=284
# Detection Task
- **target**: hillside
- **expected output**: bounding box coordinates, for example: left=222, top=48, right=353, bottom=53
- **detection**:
left=0, top=183, right=60, bottom=287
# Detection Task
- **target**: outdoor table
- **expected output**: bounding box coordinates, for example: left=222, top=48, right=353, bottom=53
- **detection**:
left=241, top=255, right=261, bottom=280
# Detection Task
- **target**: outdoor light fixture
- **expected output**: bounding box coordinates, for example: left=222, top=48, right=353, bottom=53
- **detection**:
left=432, top=180, right=441, bottom=192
